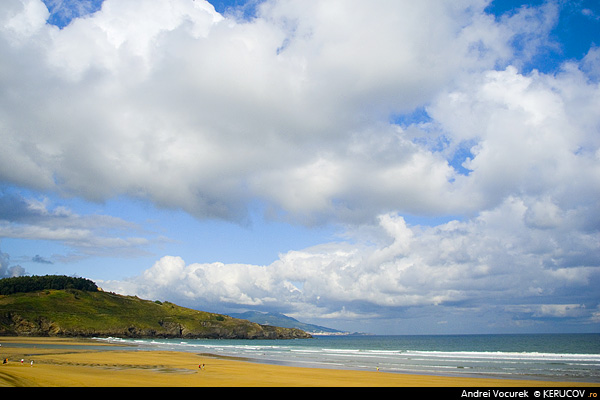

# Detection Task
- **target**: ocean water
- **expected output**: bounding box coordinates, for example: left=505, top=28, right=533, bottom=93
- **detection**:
left=95, top=333, right=600, bottom=383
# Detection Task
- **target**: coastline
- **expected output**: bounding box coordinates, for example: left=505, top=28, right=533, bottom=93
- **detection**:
left=0, top=337, right=597, bottom=387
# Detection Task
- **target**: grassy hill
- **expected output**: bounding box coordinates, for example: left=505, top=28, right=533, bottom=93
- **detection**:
left=0, top=288, right=311, bottom=340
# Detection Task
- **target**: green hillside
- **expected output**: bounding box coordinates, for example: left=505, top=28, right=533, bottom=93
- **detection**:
left=0, top=284, right=311, bottom=340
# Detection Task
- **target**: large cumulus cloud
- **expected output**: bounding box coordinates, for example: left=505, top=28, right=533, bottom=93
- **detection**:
left=1, top=0, right=560, bottom=222
left=102, top=198, right=600, bottom=332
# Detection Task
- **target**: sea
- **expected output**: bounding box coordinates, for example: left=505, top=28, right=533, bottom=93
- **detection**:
left=94, top=333, right=600, bottom=383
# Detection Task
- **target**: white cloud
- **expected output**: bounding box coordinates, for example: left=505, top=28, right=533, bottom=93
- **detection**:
left=508, top=304, right=588, bottom=319
left=0, top=245, right=26, bottom=278
left=1, top=0, right=599, bottom=332
left=0, top=191, right=165, bottom=260
left=426, top=64, right=600, bottom=215
left=2, top=0, right=49, bottom=39
left=0, top=0, right=562, bottom=223
left=101, top=196, right=600, bottom=329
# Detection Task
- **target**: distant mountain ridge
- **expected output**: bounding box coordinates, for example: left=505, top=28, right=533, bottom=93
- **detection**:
left=228, top=311, right=348, bottom=335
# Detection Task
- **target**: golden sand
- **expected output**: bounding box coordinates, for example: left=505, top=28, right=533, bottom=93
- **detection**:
left=0, top=336, right=596, bottom=387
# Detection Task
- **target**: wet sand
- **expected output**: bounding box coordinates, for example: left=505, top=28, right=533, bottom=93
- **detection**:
left=0, top=337, right=596, bottom=387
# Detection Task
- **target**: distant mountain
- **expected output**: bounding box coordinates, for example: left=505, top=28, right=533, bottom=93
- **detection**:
left=228, top=311, right=348, bottom=335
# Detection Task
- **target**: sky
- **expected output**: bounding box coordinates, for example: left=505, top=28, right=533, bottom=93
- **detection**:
left=0, top=0, right=599, bottom=335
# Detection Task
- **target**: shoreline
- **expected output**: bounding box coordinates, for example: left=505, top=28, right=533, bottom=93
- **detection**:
left=0, top=336, right=597, bottom=387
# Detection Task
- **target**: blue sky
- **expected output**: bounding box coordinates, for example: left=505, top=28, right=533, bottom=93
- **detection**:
left=0, top=0, right=599, bottom=335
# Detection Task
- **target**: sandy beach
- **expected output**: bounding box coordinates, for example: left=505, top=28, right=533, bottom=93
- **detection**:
left=0, top=336, right=597, bottom=387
